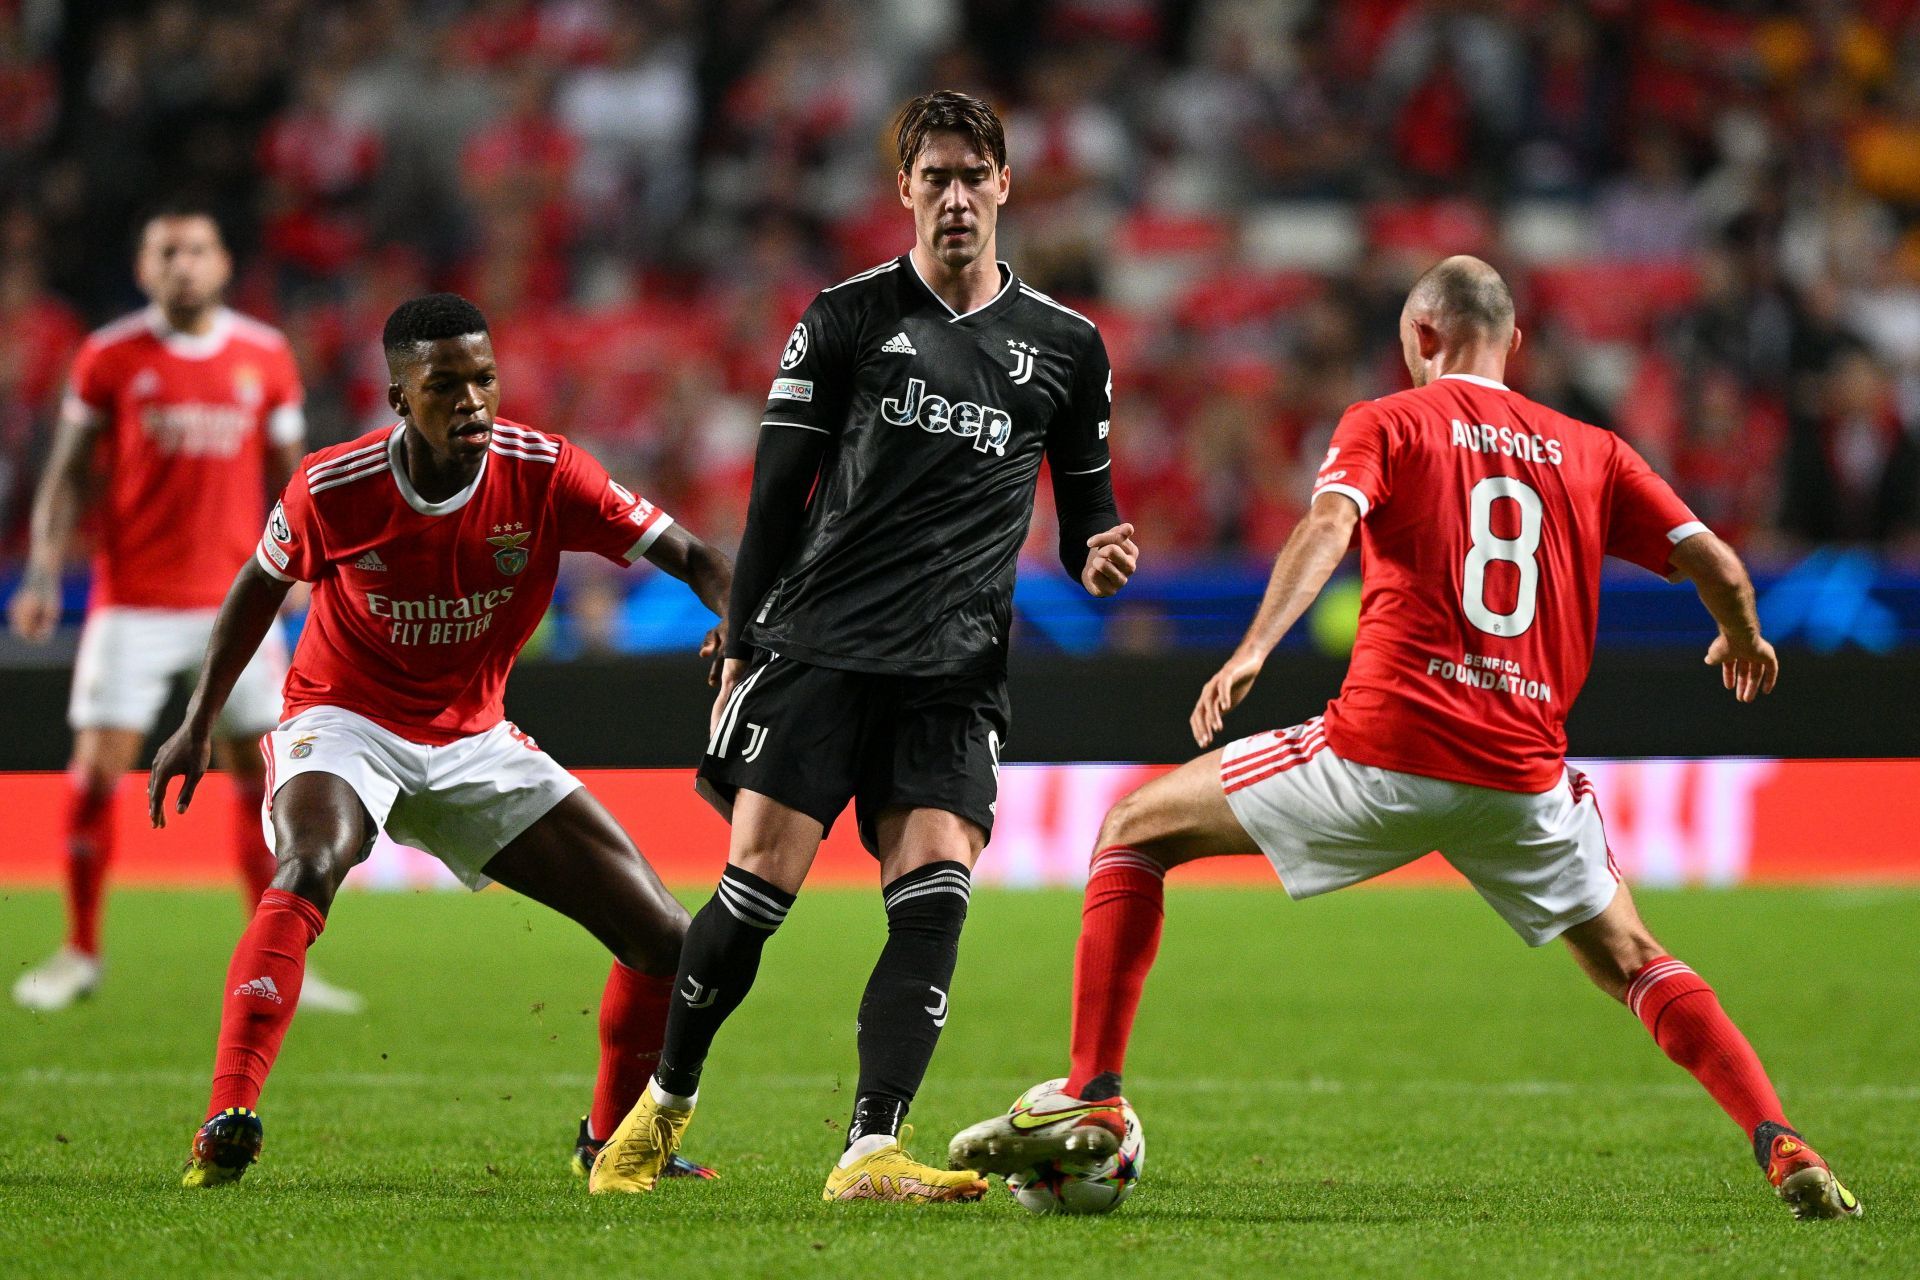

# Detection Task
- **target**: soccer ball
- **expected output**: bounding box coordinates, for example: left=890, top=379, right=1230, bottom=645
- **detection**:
left=1003, top=1078, right=1145, bottom=1215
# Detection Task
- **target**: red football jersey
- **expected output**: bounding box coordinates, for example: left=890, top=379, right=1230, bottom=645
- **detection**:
left=254, top=420, right=673, bottom=745
left=1313, top=374, right=1704, bottom=792
left=67, top=307, right=305, bottom=610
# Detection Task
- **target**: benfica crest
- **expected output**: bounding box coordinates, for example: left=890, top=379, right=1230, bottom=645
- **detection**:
left=487, top=529, right=531, bottom=575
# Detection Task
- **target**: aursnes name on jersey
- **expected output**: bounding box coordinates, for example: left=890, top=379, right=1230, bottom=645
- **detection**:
left=1450, top=418, right=1564, bottom=466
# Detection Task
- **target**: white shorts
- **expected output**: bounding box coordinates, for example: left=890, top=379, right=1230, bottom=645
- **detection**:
left=1220, top=718, right=1620, bottom=946
left=70, top=606, right=287, bottom=735
left=260, top=706, right=583, bottom=890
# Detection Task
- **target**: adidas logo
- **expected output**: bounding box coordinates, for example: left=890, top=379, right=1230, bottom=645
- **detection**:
left=880, top=332, right=917, bottom=355
left=235, top=976, right=284, bottom=1004
left=353, top=550, right=388, bottom=572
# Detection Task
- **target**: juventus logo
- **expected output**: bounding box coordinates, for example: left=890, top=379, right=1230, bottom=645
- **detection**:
left=742, top=723, right=768, bottom=762
left=680, top=977, right=717, bottom=1009
left=1006, top=340, right=1037, bottom=385
left=925, top=986, right=949, bottom=1028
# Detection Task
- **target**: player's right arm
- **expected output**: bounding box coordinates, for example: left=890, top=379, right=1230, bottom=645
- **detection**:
left=1191, top=402, right=1389, bottom=746
left=1191, top=491, right=1360, bottom=746
left=152, top=471, right=324, bottom=824
left=7, top=391, right=105, bottom=642
left=1668, top=531, right=1778, bottom=702
left=148, top=558, right=292, bottom=825
left=712, top=295, right=848, bottom=731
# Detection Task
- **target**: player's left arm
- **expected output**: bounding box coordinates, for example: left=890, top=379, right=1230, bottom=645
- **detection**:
left=1191, top=491, right=1359, bottom=746
left=639, top=521, right=734, bottom=685
left=1046, top=330, right=1135, bottom=596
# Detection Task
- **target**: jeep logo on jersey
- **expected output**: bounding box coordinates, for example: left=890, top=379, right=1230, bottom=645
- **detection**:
left=880, top=377, right=1014, bottom=456
left=487, top=528, right=530, bottom=575
left=780, top=323, right=808, bottom=370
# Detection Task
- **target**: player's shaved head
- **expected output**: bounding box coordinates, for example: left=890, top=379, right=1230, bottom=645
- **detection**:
left=383, top=293, right=489, bottom=370
left=1404, top=256, right=1515, bottom=342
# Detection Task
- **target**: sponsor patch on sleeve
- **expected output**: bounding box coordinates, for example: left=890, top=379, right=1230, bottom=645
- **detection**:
left=770, top=378, right=814, bottom=402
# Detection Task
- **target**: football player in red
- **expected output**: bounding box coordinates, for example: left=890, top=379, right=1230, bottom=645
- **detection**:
left=8, top=207, right=360, bottom=1014
left=950, top=257, right=1860, bottom=1222
left=150, top=293, right=730, bottom=1188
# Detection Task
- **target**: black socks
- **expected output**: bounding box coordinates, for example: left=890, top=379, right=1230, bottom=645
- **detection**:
left=654, top=864, right=794, bottom=1098
left=847, top=860, right=972, bottom=1143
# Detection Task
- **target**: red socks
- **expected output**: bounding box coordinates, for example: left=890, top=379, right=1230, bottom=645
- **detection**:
left=1066, top=846, right=1167, bottom=1097
left=232, top=776, right=276, bottom=908
left=589, top=961, right=675, bottom=1139
left=65, top=776, right=118, bottom=957
left=206, top=890, right=326, bottom=1118
left=1628, top=955, right=1788, bottom=1136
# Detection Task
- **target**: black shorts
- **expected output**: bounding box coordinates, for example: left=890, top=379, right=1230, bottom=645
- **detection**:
left=695, top=651, right=1010, bottom=854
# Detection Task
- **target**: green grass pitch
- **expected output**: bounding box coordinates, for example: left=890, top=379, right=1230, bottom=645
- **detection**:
left=2, top=884, right=1915, bottom=1278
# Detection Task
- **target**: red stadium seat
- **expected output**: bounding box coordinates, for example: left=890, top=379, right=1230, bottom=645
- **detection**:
left=1527, top=261, right=1702, bottom=342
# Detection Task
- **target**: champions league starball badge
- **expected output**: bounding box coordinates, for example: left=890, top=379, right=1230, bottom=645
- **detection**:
left=780, top=322, right=808, bottom=370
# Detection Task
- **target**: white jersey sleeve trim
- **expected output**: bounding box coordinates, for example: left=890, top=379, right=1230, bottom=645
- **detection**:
left=254, top=545, right=295, bottom=582
left=1666, top=520, right=1709, bottom=545
left=1315, top=483, right=1371, bottom=518
left=1060, top=458, right=1111, bottom=476
left=267, top=403, right=306, bottom=446
left=622, top=512, right=675, bottom=563
left=762, top=419, right=830, bottom=434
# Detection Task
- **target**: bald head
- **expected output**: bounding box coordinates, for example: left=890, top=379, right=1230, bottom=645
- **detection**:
left=1398, top=255, right=1520, bottom=387
left=1406, top=256, right=1514, bottom=340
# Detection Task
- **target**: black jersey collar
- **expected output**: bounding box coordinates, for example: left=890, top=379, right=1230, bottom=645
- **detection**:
left=902, top=253, right=1019, bottom=327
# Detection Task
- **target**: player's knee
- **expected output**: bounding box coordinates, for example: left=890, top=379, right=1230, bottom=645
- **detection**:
left=268, top=838, right=358, bottom=912
left=615, top=894, right=690, bottom=977
left=1097, top=789, right=1165, bottom=859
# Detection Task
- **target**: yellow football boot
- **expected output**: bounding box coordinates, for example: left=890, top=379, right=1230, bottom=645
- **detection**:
left=180, top=1107, right=264, bottom=1188
left=588, top=1090, right=696, bottom=1194
left=822, top=1126, right=989, bottom=1203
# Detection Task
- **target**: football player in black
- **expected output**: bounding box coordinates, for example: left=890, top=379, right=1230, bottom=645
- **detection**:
left=590, top=90, right=1138, bottom=1201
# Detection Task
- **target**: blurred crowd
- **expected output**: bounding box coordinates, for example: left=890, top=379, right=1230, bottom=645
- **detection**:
left=4, top=0, right=1920, bottom=577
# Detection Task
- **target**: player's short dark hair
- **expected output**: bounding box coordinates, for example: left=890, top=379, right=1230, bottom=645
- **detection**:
left=895, top=90, right=1007, bottom=173
left=1407, top=256, right=1515, bottom=340
left=382, top=293, right=490, bottom=363
left=134, top=201, right=225, bottom=250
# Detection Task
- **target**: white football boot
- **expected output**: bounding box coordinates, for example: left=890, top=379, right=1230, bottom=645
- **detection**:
left=11, top=948, right=103, bottom=1011
left=297, top=970, right=367, bottom=1014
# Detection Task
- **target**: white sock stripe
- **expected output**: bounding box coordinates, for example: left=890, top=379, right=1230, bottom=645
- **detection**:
left=882, top=881, right=973, bottom=911
left=1626, top=961, right=1695, bottom=1016
left=720, top=874, right=792, bottom=920
left=884, top=876, right=973, bottom=910
left=885, top=866, right=973, bottom=890
left=716, top=878, right=787, bottom=922
left=883, top=867, right=972, bottom=902
left=715, top=883, right=784, bottom=929
left=1092, top=850, right=1166, bottom=878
